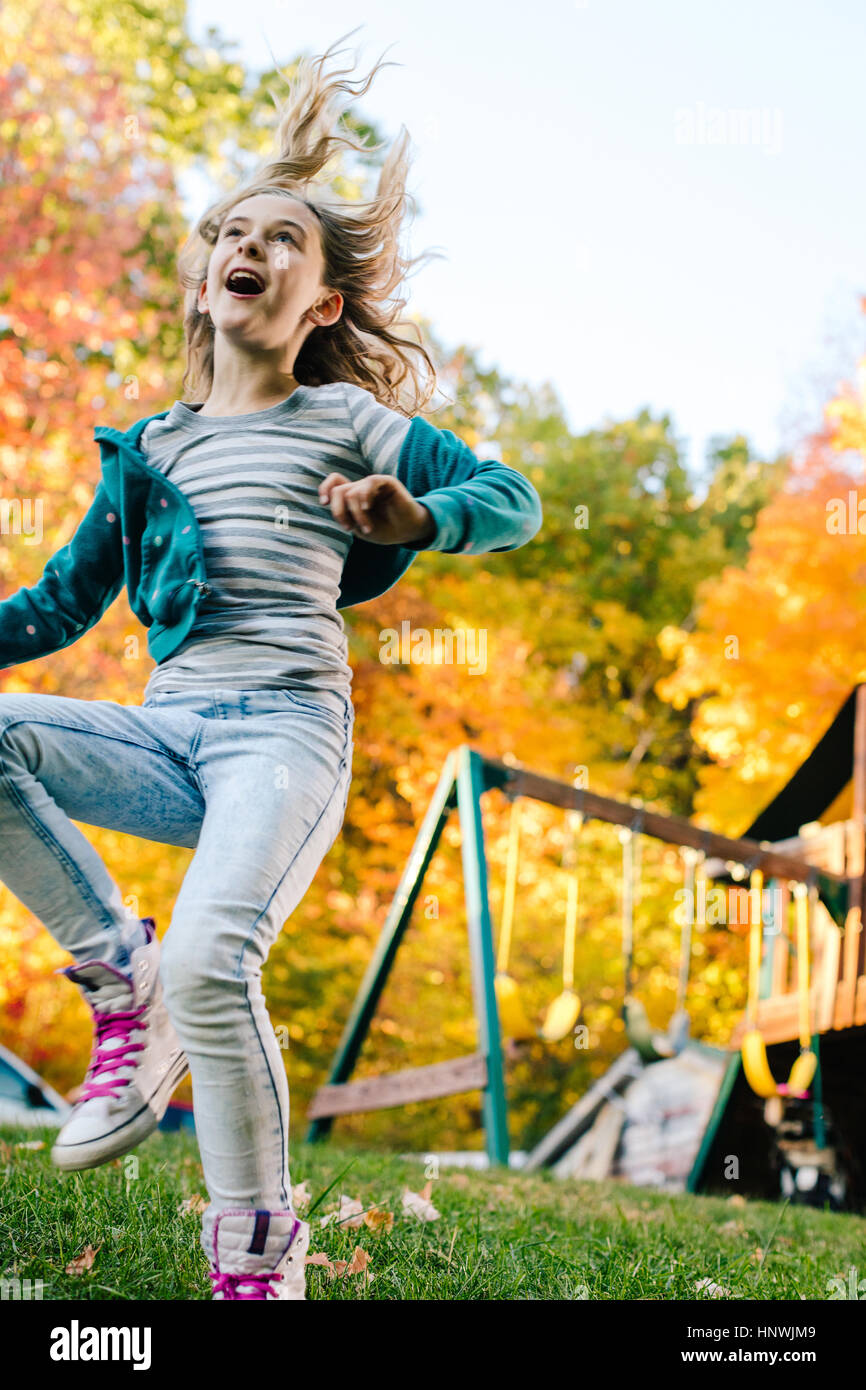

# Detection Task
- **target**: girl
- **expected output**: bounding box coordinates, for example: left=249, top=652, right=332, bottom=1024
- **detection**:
left=0, top=32, right=542, bottom=1300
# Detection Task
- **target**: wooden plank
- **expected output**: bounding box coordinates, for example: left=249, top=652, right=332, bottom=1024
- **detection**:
left=587, top=1104, right=626, bottom=1181
left=552, top=1123, right=601, bottom=1181
left=485, top=757, right=847, bottom=887
left=836, top=904, right=861, bottom=1029
left=731, top=994, right=812, bottom=1047
left=771, top=881, right=790, bottom=996
left=557, top=1102, right=625, bottom=1181
left=306, top=1052, right=488, bottom=1120
left=817, top=908, right=841, bottom=1033
left=523, top=1048, right=643, bottom=1172
left=770, top=822, right=848, bottom=874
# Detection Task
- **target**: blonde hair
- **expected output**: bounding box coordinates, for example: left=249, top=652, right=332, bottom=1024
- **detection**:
left=177, top=29, right=441, bottom=416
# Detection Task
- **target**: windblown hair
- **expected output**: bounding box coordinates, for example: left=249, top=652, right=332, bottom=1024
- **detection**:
left=177, top=29, right=441, bottom=416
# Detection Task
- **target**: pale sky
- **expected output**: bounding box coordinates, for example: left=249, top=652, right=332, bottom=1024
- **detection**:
left=185, top=0, right=866, bottom=477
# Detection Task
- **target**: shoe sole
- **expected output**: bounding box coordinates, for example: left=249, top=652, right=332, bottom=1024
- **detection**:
left=51, top=1050, right=190, bottom=1171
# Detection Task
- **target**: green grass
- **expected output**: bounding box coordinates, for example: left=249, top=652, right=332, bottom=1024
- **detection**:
left=1, top=1123, right=864, bottom=1300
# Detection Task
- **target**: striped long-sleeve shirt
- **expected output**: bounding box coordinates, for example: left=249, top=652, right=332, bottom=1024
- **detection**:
left=138, top=381, right=419, bottom=700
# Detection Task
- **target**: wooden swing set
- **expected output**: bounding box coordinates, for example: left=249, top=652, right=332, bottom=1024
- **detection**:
left=305, top=742, right=851, bottom=1167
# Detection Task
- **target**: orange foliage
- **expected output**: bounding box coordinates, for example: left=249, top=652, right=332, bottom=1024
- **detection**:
left=657, top=337, right=866, bottom=834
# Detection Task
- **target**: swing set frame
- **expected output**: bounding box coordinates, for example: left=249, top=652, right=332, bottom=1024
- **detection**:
left=305, top=744, right=846, bottom=1167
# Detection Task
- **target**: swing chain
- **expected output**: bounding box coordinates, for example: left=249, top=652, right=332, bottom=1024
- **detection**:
left=617, top=810, right=645, bottom=844
left=566, top=774, right=586, bottom=832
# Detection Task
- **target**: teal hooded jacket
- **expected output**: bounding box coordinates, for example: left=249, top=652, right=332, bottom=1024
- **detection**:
left=0, top=406, right=543, bottom=670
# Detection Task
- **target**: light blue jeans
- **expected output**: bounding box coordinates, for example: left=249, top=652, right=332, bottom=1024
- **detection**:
left=0, top=685, right=354, bottom=1213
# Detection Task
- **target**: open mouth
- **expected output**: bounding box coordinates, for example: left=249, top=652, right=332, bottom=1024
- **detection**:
left=225, top=268, right=266, bottom=298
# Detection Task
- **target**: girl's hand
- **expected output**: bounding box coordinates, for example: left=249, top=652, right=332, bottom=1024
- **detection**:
left=318, top=472, right=436, bottom=547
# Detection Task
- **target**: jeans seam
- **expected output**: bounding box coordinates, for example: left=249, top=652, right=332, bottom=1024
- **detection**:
left=186, top=720, right=207, bottom=797
left=234, top=713, right=354, bottom=1201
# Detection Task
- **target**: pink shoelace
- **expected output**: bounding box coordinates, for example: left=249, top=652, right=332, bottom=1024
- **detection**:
left=78, top=1005, right=147, bottom=1103
left=209, top=1271, right=284, bottom=1300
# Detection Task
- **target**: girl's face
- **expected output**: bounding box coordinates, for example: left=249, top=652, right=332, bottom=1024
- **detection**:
left=198, top=192, right=342, bottom=356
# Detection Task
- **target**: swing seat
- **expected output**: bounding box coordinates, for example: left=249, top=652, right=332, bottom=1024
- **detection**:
left=742, top=1028, right=817, bottom=1099
left=624, top=996, right=685, bottom=1064
left=741, top=878, right=818, bottom=1103
left=540, top=988, right=581, bottom=1043
left=494, top=973, right=537, bottom=1041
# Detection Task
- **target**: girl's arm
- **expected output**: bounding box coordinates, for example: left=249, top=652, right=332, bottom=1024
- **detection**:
left=0, top=479, right=125, bottom=669
left=391, top=416, right=543, bottom=554
left=340, top=382, right=543, bottom=555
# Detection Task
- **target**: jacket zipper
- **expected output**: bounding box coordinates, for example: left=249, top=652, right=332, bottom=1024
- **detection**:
left=163, top=576, right=212, bottom=611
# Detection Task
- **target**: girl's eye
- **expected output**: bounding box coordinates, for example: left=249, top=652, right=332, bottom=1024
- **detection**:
left=223, top=226, right=295, bottom=245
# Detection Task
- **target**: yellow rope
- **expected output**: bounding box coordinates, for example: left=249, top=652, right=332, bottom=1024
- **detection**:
left=562, top=811, right=583, bottom=991
left=498, top=797, right=521, bottom=973
left=747, top=868, right=764, bottom=1026
left=795, top=882, right=812, bottom=1051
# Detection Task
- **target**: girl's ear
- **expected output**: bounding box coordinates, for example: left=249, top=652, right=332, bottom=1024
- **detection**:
left=308, top=289, right=343, bottom=328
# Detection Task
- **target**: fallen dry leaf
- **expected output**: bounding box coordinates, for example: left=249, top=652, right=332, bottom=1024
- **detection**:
left=345, top=1247, right=374, bottom=1283
left=15, top=1140, right=45, bottom=1151
left=305, top=1251, right=333, bottom=1268
left=66, top=1244, right=101, bottom=1276
left=727, top=1194, right=747, bottom=1208
left=308, top=1247, right=374, bottom=1282
left=178, top=1194, right=207, bottom=1215
left=402, top=1186, right=441, bottom=1221
left=695, top=1277, right=730, bottom=1298
left=320, top=1193, right=366, bottom=1229
left=363, top=1206, right=394, bottom=1233
left=336, top=1194, right=366, bottom=1228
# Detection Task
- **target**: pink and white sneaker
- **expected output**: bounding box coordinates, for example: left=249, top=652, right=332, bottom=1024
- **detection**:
left=51, top=916, right=188, bottom=1171
left=202, top=1208, right=311, bottom=1300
